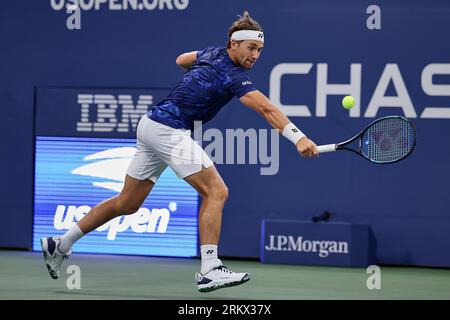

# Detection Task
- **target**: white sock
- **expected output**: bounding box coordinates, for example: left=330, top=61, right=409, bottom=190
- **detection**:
left=58, top=224, right=84, bottom=254
left=200, top=245, right=222, bottom=275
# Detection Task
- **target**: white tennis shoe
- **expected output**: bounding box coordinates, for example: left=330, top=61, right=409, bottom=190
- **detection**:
left=40, top=236, right=71, bottom=279
left=195, top=265, right=250, bottom=292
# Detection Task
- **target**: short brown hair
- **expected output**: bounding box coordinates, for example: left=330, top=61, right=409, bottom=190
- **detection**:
left=226, top=11, right=263, bottom=48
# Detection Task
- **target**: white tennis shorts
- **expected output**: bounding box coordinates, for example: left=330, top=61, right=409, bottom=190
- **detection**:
left=126, top=115, right=214, bottom=183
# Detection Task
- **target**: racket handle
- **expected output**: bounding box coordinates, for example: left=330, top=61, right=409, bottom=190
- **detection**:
left=317, top=144, right=337, bottom=153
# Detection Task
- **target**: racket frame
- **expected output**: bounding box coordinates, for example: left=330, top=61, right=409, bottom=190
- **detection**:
left=324, top=116, right=417, bottom=164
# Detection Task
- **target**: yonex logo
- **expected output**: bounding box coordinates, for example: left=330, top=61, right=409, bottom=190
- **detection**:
left=241, top=80, right=253, bottom=86
left=206, top=250, right=214, bottom=254
left=258, top=33, right=263, bottom=38
left=292, top=128, right=298, bottom=133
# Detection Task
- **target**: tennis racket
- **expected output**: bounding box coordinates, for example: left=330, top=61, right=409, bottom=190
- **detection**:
left=316, top=116, right=416, bottom=164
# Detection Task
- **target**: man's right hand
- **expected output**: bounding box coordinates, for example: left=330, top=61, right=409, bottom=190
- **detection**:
left=296, top=137, right=319, bottom=158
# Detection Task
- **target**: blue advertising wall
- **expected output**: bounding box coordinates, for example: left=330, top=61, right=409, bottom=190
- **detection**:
left=33, top=136, right=199, bottom=257
left=32, top=88, right=199, bottom=257
left=1, top=0, right=449, bottom=266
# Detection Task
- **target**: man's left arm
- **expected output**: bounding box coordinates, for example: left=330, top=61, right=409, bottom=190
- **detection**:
left=175, top=51, right=198, bottom=71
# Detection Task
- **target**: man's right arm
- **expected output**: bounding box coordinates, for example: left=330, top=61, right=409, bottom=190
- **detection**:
left=240, top=90, right=318, bottom=158
left=176, top=51, right=198, bottom=71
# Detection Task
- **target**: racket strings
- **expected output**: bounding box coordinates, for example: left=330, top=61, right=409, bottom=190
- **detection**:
left=361, top=118, right=415, bottom=163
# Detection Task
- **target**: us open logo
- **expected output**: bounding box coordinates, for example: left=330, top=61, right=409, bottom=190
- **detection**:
left=53, top=147, right=177, bottom=240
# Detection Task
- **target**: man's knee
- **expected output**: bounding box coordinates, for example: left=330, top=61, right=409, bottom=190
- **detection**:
left=207, top=183, right=229, bottom=202
left=220, top=185, right=229, bottom=201
left=121, top=206, right=141, bottom=215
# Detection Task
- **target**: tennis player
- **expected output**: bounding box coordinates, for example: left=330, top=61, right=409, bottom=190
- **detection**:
left=41, top=11, right=318, bottom=292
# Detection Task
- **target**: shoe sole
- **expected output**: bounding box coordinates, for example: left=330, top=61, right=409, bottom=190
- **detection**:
left=40, top=238, right=59, bottom=280
left=198, top=274, right=250, bottom=293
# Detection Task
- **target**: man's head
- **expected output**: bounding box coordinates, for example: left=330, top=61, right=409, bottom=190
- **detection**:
left=227, top=11, right=264, bottom=69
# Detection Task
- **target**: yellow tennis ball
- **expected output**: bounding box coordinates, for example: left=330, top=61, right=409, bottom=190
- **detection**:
left=342, top=96, right=355, bottom=109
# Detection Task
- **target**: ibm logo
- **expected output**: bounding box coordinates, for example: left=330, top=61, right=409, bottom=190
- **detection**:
left=76, top=94, right=152, bottom=133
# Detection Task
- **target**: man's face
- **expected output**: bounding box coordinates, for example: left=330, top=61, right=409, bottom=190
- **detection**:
left=231, top=40, right=264, bottom=69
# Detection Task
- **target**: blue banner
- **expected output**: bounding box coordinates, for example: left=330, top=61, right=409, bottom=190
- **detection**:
left=33, top=136, right=198, bottom=257
left=261, top=220, right=376, bottom=267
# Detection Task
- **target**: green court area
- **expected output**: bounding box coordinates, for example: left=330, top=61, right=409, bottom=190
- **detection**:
left=1, top=250, right=449, bottom=300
